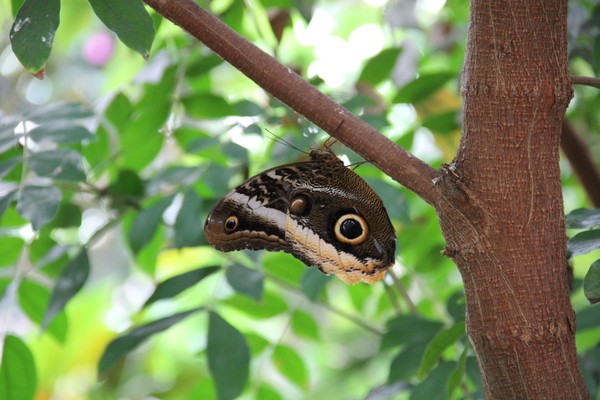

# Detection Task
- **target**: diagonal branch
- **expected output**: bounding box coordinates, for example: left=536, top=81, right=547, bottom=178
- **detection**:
left=561, top=120, right=600, bottom=207
left=143, top=0, right=441, bottom=206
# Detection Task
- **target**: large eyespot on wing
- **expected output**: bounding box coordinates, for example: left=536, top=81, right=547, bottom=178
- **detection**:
left=334, top=213, right=369, bottom=245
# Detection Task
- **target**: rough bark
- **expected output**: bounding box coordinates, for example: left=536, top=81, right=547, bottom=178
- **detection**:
left=438, top=1, right=588, bottom=398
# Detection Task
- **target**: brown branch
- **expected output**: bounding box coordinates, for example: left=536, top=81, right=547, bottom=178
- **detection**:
left=571, top=76, right=600, bottom=89
left=143, top=0, right=441, bottom=206
left=561, top=120, right=600, bottom=207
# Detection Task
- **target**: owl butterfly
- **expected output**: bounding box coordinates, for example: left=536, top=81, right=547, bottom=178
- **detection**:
left=204, top=149, right=396, bottom=284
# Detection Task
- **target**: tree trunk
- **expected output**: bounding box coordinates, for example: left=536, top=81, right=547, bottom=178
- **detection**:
left=436, top=1, right=588, bottom=398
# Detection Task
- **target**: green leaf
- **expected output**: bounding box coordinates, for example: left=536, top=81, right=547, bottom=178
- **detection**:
left=0, top=156, right=22, bottom=179
left=42, top=248, right=89, bottom=330
left=9, top=0, right=60, bottom=74
left=358, top=47, right=402, bottom=85
left=17, top=185, right=61, bottom=230
left=388, top=341, right=430, bottom=382
left=51, top=202, right=82, bottom=228
left=410, top=361, right=456, bottom=400
left=88, top=0, right=155, bottom=58
left=146, top=167, right=203, bottom=195
left=18, top=280, right=68, bottom=342
left=128, top=195, right=174, bottom=253
left=584, top=259, right=600, bottom=304
left=447, top=347, right=469, bottom=398
left=0, top=125, right=22, bottom=153
left=272, top=344, right=308, bottom=390
left=224, top=291, right=288, bottom=319
left=29, top=124, right=95, bottom=144
left=98, top=308, right=203, bottom=377
left=300, top=267, right=332, bottom=301
left=182, top=94, right=235, bottom=118
left=207, top=311, right=250, bottom=400
left=422, top=110, right=461, bottom=134
left=291, top=310, right=319, bottom=340
left=28, top=149, right=86, bottom=181
left=418, top=321, right=465, bottom=378
left=0, top=335, right=37, bottom=400
left=225, top=264, right=264, bottom=301
left=567, top=230, right=600, bottom=256
left=143, top=266, right=220, bottom=307
left=25, top=101, right=93, bottom=123
left=382, top=315, right=444, bottom=349
left=576, top=304, right=600, bottom=331
left=566, top=208, right=600, bottom=229
left=256, top=384, right=283, bottom=400
left=0, top=237, right=24, bottom=267
left=108, top=169, right=145, bottom=199
left=393, top=72, right=455, bottom=104
left=0, top=189, right=18, bottom=220
left=174, top=189, right=204, bottom=248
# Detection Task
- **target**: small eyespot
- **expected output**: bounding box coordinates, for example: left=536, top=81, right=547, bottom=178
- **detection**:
left=224, top=216, right=238, bottom=231
left=334, top=213, right=368, bottom=244
left=289, top=194, right=311, bottom=216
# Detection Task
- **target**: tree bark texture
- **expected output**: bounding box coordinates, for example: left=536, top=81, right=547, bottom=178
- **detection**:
left=438, top=1, right=588, bottom=398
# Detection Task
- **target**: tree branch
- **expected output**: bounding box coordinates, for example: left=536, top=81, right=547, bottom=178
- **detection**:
left=143, top=0, right=441, bottom=206
left=571, top=76, right=600, bottom=89
left=561, top=120, right=600, bottom=207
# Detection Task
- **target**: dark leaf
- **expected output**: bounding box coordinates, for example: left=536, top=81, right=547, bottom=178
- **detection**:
left=174, top=189, right=204, bottom=248
left=584, top=259, right=600, bottom=304
left=300, top=266, right=332, bottom=301
left=88, top=0, right=155, bottom=58
left=51, top=202, right=82, bottom=228
left=388, top=341, right=430, bottom=382
left=0, top=127, right=22, bottom=154
left=146, top=167, right=203, bottom=196
left=576, top=304, right=600, bottom=331
left=225, top=264, right=264, bottom=301
left=447, top=347, right=469, bottom=398
left=0, top=156, right=22, bottom=179
left=0, top=335, right=37, bottom=400
left=143, top=266, right=220, bottom=307
left=419, top=321, right=465, bottom=378
left=207, top=311, right=250, bottom=400
left=18, top=280, right=67, bottom=342
left=28, top=149, right=86, bottom=181
left=108, top=169, right=145, bottom=199
left=128, top=195, right=174, bottom=253
left=382, top=315, right=444, bottom=349
left=359, top=47, right=402, bottom=85
left=98, top=308, right=203, bottom=377
left=182, top=94, right=235, bottom=118
left=29, top=124, right=95, bottom=144
left=394, top=72, right=455, bottom=104
left=567, top=230, right=600, bottom=256
left=17, top=185, right=61, bottom=230
left=0, top=189, right=18, bottom=219
left=410, top=362, right=456, bottom=400
left=9, top=0, right=60, bottom=74
left=25, top=101, right=93, bottom=123
left=566, top=208, right=600, bottom=229
left=42, top=249, right=89, bottom=329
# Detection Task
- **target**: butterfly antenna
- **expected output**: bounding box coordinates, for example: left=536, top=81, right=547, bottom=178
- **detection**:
left=264, top=128, right=309, bottom=155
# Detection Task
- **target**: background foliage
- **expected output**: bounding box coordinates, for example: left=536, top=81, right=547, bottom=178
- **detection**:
left=1, top=0, right=600, bottom=399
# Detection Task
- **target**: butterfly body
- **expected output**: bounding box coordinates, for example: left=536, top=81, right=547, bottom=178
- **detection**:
left=204, top=150, right=396, bottom=284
